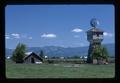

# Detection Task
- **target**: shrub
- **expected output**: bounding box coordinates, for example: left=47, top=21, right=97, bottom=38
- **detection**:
left=47, top=60, right=54, bottom=64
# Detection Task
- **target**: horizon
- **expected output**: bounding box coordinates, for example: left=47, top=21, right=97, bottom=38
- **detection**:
left=5, top=5, right=115, bottom=49
left=6, top=43, right=114, bottom=49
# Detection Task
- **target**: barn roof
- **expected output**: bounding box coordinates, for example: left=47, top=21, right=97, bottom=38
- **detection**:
left=25, top=52, right=33, bottom=55
left=87, top=27, right=104, bottom=33
left=24, top=52, right=43, bottom=61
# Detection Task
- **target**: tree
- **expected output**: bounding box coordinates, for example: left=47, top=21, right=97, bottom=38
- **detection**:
left=39, top=50, right=44, bottom=59
left=72, top=55, right=80, bottom=59
left=11, top=43, right=26, bottom=63
left=91, top=45, right=109, bottom=64
left=101, top=46, right=109, bottom=62
left=91, top=45, right=101, bottom=59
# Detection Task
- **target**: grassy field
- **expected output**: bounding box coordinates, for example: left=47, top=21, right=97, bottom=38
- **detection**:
left=6, top=60, right=115, bottom=78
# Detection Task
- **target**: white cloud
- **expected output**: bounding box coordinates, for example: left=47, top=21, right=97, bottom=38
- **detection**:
left=6, top=36, right=10, bottom=39
left=103, top=32, right=113, bottom=37
left=6, top=33, right=33, bottom=40
left=72, top=28, right=83, bottom=32
left=41, top=33, right=56, bottom=38
left=5, top=35, right=10, bottom=39
left=28, top=37, right=32, bottom=39
left=11, top=33, right=20, bottom=38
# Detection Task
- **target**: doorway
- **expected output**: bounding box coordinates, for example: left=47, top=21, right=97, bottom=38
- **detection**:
left=31, top=57, right=35, bottom=63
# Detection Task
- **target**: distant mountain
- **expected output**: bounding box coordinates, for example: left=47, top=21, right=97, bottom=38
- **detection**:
left=5, top=48, right=14, bottom=57
left=103, top=43, right=115, bottom=56
left=6, top=43, right=115, bottom=57
left=25, top=46, right=89, bottom=57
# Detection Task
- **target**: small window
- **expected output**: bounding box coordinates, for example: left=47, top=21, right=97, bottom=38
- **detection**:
left=97, top=34, right=99, bottom=36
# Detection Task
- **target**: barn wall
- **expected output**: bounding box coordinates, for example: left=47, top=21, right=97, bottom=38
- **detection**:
left=24, top=55, right=41, bottom=63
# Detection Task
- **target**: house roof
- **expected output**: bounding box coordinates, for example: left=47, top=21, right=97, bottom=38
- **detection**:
left=24, top=52, right=43, bottom=61
left=87, top=27, right=104, bottom=33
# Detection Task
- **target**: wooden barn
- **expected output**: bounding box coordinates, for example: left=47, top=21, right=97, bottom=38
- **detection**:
left=24, top=52, right=43, bottom=64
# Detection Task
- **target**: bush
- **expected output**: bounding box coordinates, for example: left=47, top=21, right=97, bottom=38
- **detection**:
left=72, top=55, right=80, bottom=59
left=91, top=45, right=109, bottom=64
left=47, top=60, right=54, bottom=64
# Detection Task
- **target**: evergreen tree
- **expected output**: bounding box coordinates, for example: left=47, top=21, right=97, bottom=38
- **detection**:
left=39, top=50, right=44, bottom=59
left=11, top=43, right=26, bottom=63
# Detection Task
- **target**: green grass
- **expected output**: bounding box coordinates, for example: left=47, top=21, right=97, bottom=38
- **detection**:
left=6, top=60, right=115, bottom=78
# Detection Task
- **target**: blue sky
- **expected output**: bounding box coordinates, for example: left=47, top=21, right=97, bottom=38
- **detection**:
left=5, top=5, right=115, bottom=49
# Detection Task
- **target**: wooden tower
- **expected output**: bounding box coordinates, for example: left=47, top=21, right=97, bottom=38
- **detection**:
left=86, top=18, right=104, bottom=63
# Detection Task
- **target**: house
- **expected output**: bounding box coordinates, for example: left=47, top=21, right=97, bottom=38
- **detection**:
left=24, top=52, right=43, bottom=64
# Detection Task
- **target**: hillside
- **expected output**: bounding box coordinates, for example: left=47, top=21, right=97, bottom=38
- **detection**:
left=6, top=43, right=115, bottom=57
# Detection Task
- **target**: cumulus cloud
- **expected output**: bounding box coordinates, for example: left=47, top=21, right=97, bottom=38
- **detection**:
left=6, top=33, right=33, bottom=40
left=11, top=33, right=20, bottom=38
left=41, top=33, right=56, bottom=38
left=72, top=28, right=83, bottom=32
left=6, top=36, right=10, bottom=39
left=5, top=35, right=10, bottom=39
left=103, top=32, right=113, bottom=37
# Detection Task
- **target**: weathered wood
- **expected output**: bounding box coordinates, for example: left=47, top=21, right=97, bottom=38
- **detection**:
left=93, top=59, right=97, bottom=64
left=24, top=52, right=43, bottom=64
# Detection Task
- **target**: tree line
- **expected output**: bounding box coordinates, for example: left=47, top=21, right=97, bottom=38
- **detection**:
left=10, top=43, right=109, bottom=64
